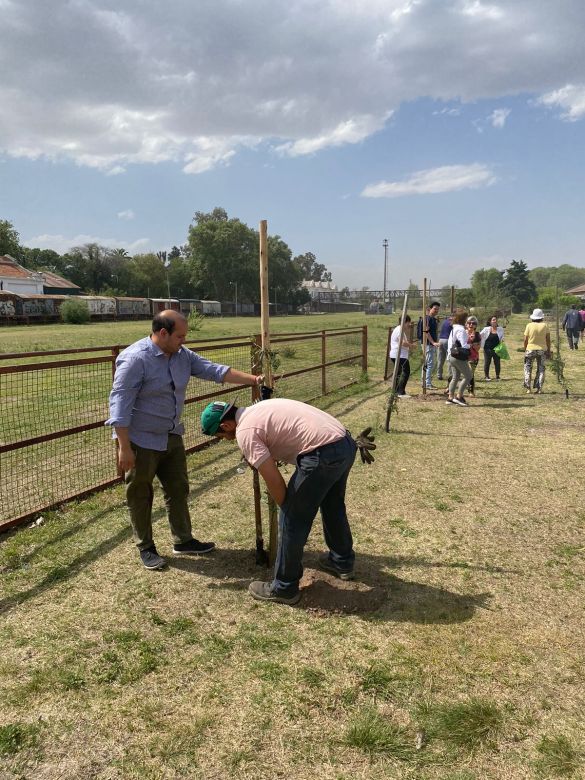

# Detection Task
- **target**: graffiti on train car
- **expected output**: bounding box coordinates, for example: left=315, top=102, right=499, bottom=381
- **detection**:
left=83, top=297, right=116, bottom=315
left=23, top=299, right=56, bottom=315
left=0, top=299, right=16, bottom=317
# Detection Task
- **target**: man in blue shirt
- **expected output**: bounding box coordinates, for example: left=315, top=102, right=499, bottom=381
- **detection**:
left=418, top=301, right=441, bottom=388
left=107, top=310, right=262, bottom=570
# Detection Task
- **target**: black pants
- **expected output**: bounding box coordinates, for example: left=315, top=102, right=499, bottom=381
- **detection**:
left=484, top=348, right=501, bottom=378
left=391, top=357, right=410, bottom=394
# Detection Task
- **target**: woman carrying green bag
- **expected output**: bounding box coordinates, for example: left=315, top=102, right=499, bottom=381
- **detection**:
left=493, top=341, right=510, bottom=360
left=480, top=316, right=506, bottom=380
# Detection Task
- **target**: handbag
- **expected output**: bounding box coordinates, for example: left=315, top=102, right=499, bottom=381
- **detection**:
left=493, top=342, right=510, bottom=360
left=450, top=343, right=470, bottom=360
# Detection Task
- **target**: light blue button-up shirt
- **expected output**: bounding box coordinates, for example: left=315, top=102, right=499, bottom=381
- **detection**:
left=106, top=337, right=229, bottom=451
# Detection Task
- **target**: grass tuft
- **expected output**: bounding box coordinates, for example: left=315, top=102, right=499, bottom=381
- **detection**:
left=0, top=722, right=38, bottom=756
left=535, top=734, right=582, bottom=777
left=423, top=698, right=504, bottom=750
left=359, top=661, right=407, bottom=700
left=344, top=707, right=413, bottom=759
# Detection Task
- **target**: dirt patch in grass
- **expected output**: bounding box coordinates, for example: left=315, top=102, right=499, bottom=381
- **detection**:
left=300, top=568, right=386, bottom=615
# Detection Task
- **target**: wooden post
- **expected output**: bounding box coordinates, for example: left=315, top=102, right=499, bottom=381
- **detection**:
left=450, top=285, right=455, bottom=314
left=421, top=278, right=428, bottom=395
left=384, top=327, right=393, bottom=380
left=361, top=325, right=368, bottom=373
left=385, top=294, right=409, bottom=432
left=259, top=220, right=279, bottom=565
left=321, top=330, right=327, bottom=395
left=250, top=336, right=267, bottom=565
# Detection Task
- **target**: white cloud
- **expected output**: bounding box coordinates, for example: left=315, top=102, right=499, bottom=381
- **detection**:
left=1, top=1, right=585, bottom=173
left=117, top=209, right=135, bottom=221
left=433, top=107, right=461, bottom=117
left=361, top=164, right=497, bottom=198
left=24, top=233, right=150, bottom=255
left=537, top=84, right=585, bottom=121
left=276, top=113, right=392, bottom=157
left=489, top=108, right=510, bottom=128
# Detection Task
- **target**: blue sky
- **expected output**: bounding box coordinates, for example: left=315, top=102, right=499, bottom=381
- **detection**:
left=1, top=0, right=584, bottom=289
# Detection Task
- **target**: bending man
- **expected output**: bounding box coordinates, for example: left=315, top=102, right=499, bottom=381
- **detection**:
left=201, top=398, right=358, bottom=605
left=106, top=310, right=262, bottom=570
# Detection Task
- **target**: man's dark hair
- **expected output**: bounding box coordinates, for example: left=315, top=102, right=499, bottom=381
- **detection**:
left=430, top=301, right=441, bottom=309
left=152, top=314, right=178, bottom=334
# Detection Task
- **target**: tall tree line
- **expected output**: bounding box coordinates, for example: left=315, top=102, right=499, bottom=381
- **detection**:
left=0, top=210, right=336, bottom=304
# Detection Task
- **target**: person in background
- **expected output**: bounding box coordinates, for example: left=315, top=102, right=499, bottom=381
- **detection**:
left=480, top=315, right=505, bottom=381
left=106, top=310, right=263, bottom=570
left=465, top=316, right=481, bottom=397
left=417, top=301, right=441, bottom=389
left=437, top=314, right=453, bottom=381
left=446, top=309, right=472, bottom=406
left=579, top=303, right=585, bottom=340
left=562, top=303, right=581, bottom=350
left=523, top=308, right=551, bottom=394
left=389, top=315, right=417, bottom=398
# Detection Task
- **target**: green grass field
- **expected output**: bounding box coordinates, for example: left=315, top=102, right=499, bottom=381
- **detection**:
left=1, top=312, right=584, bottom=779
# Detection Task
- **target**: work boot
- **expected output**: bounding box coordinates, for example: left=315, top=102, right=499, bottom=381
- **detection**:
left=248, top=581, right=301, bottom=605
left=318, top=552, right=355, bottom=580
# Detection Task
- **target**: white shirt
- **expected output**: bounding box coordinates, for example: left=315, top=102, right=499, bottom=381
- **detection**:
left=479, top=326, right=505, bottom=347
left=390, top=325, right=409, bottom=360
left=447, top=323, right=469, bottom=353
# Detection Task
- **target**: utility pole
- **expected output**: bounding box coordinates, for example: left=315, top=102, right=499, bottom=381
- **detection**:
left=382, top=238, right=388, bottom=312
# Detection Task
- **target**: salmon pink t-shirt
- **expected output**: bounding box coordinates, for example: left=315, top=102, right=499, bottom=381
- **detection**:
left=235, top=399, right=346, bottom=468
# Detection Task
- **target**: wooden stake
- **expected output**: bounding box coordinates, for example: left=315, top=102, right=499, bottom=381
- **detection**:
left=421, top=278, right=428, bottom=395
left=259, top=220, right=279, bottom=565
left=385, top=294, right=409, bottom=432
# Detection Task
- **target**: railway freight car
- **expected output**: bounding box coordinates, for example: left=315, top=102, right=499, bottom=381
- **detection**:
left=115, top=297, right=150, bottom=319
left=80, top=296, right=116, bottom=318
left=150, top=298, right=180, bottom=315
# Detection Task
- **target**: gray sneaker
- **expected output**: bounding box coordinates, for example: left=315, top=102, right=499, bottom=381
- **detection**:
left=248, top=581, right=301, bottom=605
left=318, top=552, right=355, bottom=580
left=139, top=546, right=167, bottom=570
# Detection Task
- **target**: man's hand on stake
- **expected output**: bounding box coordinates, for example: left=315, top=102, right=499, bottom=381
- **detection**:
left=355, top=427, right=376, bottom=465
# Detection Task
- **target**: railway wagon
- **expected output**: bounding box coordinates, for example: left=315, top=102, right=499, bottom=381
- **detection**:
left=80, top=296, right=116, bottom=318
left=150, top=298, right=180, bottom=315
left=0, top=291, right=19, bottom=319
left=115, top=297, right=150, bottom=319
left=178, top=299, right=221, bottom=316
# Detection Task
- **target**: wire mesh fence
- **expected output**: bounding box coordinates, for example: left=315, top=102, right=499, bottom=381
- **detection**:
left=1, top=327, right=366, bottom=531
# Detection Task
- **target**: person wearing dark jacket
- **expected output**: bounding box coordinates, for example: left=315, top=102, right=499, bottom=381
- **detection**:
left=437, top=315, right=453, bottom=381
left=562, top=304, right=581, bottom=349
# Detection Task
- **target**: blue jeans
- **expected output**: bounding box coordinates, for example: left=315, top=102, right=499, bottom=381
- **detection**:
left=272, top=432, right=357, bottom=596
left=422, top=344, right=436, bottom=385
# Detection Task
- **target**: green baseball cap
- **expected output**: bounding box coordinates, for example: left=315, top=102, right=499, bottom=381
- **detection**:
left=201, top=400, right=235, bottom=436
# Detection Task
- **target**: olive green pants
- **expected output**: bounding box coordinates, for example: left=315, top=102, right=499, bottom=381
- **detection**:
left=125, top=434, right=192, bottom=550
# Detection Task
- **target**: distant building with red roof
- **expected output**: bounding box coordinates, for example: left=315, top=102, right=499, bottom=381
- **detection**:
left=40, top=270, right=82, bottom=295
left=0, top=255, right=81, bottom=295
left=0, top=255, right=44, bottom=295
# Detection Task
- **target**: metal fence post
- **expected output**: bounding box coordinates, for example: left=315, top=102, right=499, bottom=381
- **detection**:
left=321, top=330, right=327, bottom=395
left=362, top=325, right=368, bottom=373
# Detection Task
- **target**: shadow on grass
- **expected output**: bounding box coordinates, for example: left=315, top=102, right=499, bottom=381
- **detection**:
left=169, top=548, right=492, bottom=624
left=0, top=452, right=243, bottom=617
